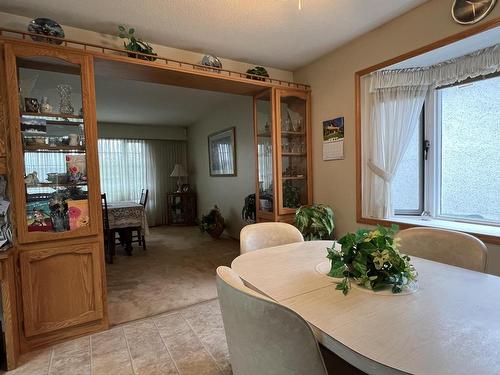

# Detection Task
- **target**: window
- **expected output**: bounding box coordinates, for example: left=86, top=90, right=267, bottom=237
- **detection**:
left=98, top=138, right=148, bottom=203
left=437, top=75, right=500, bottom=224
left=391, top=109, right=424, bottom=215
left=391, top=75, right=500, bottom=225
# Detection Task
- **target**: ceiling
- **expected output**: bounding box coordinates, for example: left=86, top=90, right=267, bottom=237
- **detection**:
left=389, top=26, right=500, bottom=69
left=0, top=0, right=427, bottom=70
left=94, top=77, right=239, bottom=126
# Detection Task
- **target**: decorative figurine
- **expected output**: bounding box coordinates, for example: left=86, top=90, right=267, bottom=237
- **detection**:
left=24, top=97, right=40, bottom=113
left=40, top=96, right=53, bottom=113
left=24, top=171, right=39, bottom=186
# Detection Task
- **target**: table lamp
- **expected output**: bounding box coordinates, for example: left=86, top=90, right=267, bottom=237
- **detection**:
left=170, top=164, right=188, bottom=192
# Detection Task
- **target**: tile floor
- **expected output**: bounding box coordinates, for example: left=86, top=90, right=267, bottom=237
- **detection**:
left=6, top=299, right=231, bottom=375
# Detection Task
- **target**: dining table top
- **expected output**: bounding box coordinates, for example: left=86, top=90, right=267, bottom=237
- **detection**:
left=231, top=240, right=500, bottom=375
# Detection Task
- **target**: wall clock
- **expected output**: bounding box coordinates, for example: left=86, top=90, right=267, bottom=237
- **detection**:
left=452, top=0, right=497, bottom=25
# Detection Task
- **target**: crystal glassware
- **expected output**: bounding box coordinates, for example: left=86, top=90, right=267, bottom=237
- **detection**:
left=57, top=84, right=74, bottom=114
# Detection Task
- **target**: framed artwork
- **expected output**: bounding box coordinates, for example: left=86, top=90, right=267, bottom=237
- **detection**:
left=208, top=127, right=237, bottom=176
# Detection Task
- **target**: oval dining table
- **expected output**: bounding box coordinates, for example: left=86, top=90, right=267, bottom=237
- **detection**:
left=231, top=240, right=500, bottom=375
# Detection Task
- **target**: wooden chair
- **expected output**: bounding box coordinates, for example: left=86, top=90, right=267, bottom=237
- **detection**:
left=396, top=227, right=488, bottom=272
left=239, top=222, right=304, bottom=254
left=216, top=266, right=328, bottom=375
left=131, top=189, right=148, bottom=250
left=101, top=193, right=115, bottom=264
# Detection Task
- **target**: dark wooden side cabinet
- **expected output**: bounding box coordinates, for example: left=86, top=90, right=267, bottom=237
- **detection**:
left=167, top=192, right=197, bottom=226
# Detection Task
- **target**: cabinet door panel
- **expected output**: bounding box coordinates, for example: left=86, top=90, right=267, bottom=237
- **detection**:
left=20, top=241, right=104, bottom=337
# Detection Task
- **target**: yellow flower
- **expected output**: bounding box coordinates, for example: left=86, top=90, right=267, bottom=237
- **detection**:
left=363, top=229, right=381, bottom=242
left=371, top=249, right=390, bottom=270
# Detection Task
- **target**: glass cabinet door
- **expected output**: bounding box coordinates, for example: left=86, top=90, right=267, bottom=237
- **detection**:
left=6, top=45, right=99, bottom=243
left=277, top=90, right=310, bottom=214
left=254, top=90, right=275, bottom=216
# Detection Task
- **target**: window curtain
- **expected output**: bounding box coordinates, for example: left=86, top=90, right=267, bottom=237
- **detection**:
left=363, top=81, right=427, bottom=218
left=362, top=43, right=500, bottom=219
left=98, top=139, right=187, bottom=226
left=369, top=44, right=500, bottom=91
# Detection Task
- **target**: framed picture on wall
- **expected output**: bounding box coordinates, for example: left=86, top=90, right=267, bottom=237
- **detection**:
left=208, top=127, right=237, bottom=176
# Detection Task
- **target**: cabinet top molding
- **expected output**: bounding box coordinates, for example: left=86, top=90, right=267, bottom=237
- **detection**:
left=0, top=27, right=310, bottom=93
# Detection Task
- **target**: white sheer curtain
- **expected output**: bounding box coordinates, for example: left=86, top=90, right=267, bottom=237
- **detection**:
left=363, top=81, right=427, bottom=218
left=98, top=139, right=187, bottom=226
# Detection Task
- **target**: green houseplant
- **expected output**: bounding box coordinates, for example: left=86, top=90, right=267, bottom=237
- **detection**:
left=295, top=204, right=334, bottom=240
left=118, top=25, right=157, bottom=61
left=200, top=205, right=225, bottom=239
left=246, top=66, right=269, bottom=81
left=327, top=225, right=417, bottom=295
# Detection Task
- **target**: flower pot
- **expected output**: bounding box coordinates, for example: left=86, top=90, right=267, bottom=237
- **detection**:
left=208, top=221, right=224, bottom=239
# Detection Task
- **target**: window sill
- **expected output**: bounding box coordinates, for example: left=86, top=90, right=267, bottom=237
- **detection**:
left=393, top=216, right=500, bottom=236
left=357, top=216, right=500, bottom=245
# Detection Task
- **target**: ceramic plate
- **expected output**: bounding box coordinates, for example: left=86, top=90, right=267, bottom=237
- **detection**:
left=315, top=260, right=343, bottom=283
left=28, top=18, right=65, bottom=45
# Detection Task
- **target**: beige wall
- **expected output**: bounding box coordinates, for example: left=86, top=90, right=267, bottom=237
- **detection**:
left=98, top=122, right=187, bottom=141
left=188, top=96, right=254, bottom=239
left=0, top=11, right=293, bottom=82
left=294, top=0, right=500, bottom=275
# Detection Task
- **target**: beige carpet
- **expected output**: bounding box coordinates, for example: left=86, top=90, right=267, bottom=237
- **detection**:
left=106, top=226, right=240, bottom=325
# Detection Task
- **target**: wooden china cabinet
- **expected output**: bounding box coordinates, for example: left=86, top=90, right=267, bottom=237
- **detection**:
left=253, top=88, right=312, bottom=223
left=2, top=41, right=107, bottom=356
left=0, top=26, right=311, bottom=368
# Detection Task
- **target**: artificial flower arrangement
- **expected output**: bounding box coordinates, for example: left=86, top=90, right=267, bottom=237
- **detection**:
left=327, top=225, right=417, bottom=295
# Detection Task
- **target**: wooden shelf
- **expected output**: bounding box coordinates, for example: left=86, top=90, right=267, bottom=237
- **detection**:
left=281, top=131, right=305, bottom=136
left=258, top=132, right=305, bottom=138
left=21, top=112, right=83, bottom=120
left=24, top=145, right=86, bottom=153
left=26, top=182, right=88, bottom=188
left=282, top=152, right=306, bottom=156
left=282, top=176, right=306, bottom=180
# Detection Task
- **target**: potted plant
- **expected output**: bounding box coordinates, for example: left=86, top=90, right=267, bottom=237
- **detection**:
left=295, top=204, right=334, bottom=241
left=241, top=194, right=256, bottom=223
left=327, top=225, right=417, bottom=295
left=283, top=180, right=301, bottom=208
left=118, top=25, right=157, bottom=61
left=246, top=66, right=269, bottom=81
left=200, top=205, right=225, bottom=239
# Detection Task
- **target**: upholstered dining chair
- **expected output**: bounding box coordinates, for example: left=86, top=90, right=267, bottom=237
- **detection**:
left=396, top=227, right=488, bottom=272
left=130, top=189, right=149, bottom=251
left=101, top=193, right=115, bottom=264
left=239, top=222, right=304, bottom=254
left=216, top=266, right=328, bottom=375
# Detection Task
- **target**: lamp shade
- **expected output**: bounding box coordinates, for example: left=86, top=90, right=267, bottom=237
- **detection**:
left=170, top=164, right=188, bottom=177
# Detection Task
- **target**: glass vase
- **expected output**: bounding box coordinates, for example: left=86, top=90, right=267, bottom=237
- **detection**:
left=57, top=84, right=74, bottom=114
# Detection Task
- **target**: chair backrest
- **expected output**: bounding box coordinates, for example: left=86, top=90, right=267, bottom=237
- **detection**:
left=396, top=227, right=487, bottom=272
left=101, top=193, right=109, bottom=231
left=240, top=222, right=304, bottom=254
left=139, top=189, right=149, bottom=208
left=216, top=266, right=328, bottom=375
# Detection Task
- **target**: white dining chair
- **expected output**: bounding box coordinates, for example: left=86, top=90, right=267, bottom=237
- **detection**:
left=216, top=266, right=328, bottom=375
left=239, top=222, right=304, bottom=254
left=396, top=227, right=488, bottom=272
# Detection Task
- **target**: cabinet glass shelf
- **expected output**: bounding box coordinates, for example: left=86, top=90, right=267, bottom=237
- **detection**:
left=18, top=55, right=89, bottom=234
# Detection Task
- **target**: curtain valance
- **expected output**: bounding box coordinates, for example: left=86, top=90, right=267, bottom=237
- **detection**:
left=369, top=44, right=500, bottom=91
